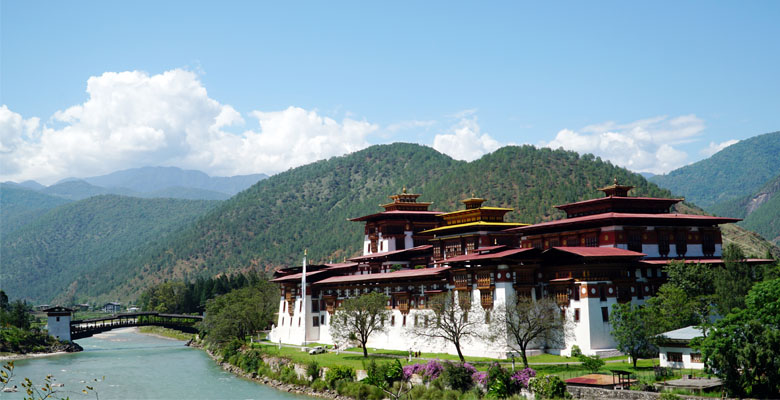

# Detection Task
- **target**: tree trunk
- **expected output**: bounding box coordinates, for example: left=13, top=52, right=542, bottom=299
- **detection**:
left=363, top=343, right=368, bottom=357
left=632, top=353, right=638, bottom=369
left=454, top=341, right=465, bottom=362
left=521, top=349, right=529, bottom=368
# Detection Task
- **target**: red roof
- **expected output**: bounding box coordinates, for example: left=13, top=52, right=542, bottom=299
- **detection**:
left=508, top=212, right=741, bottom=233
left=349, top=210, right=442, bottom=221
left=316, top=267, right=450, bottom=285
left=348, top=245, right=432, bottom=262
left=641, top=258, right=774, bottom=265
left=554, top=196, right=682, bottom=209
left=323, top=262, right=359, bottom=270
left=270, top=269, right=328, bottom=282
left=435, top=248, right=538, bottom=264
left=545, top=246, right=645, bottom=258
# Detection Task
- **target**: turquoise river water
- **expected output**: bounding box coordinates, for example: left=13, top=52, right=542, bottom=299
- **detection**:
left=1, top=327, right=310, bottom=399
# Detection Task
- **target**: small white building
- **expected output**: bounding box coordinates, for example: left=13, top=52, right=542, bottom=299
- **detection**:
left=43, top=306, right=74, bottom=342
left=102, top=302, right=122, bottom=313
left=658, top=326, right=705, bottom=370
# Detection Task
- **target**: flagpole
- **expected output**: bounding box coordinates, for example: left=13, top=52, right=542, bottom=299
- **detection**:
left=302, top=249, right=307, bottom=344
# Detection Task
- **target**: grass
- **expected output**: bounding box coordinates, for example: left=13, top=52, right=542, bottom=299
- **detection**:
left=138, top=326, right=195, bottom=341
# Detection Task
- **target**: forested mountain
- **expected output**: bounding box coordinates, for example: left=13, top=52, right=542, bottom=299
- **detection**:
left=61, top=143, right=777, bottom=304
left=77, top=166, right=267, bottom=195
left=650, top=131, right=780, bottom=208
left=41, top=179, right=139, bottom=200
left=0, top=184, right=71, bottom=235
left=0, top=195, right=219, bottom=303
left=710, top=175, right=780, bottom=245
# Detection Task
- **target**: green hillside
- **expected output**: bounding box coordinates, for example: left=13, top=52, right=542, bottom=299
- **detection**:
left=0, top=184, right=71, bottom=235
left=710, top=175, right=780, bottom=245
left=77, top=143, right=761, bottom=303
left=0, top=195, right=219, bottom=303
left=650, top=131, right=780, bottom=208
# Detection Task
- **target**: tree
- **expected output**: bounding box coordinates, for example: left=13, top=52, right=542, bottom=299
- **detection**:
left=200, top=280, right=278, bottom=346
left=412, top=291, right=480, bottom=362
left=645, top=285, right=704, bottom=334
left=610, top=303, right=656, bottom=368
left=696, top=278, right=780, bottom=398
left=489, top=296, right=565, bottom=368
left=329, top=292, right=390, bottom=357
left=0, top=290, right=8, bottom=311
left=714, top=244, right=755, bottom=315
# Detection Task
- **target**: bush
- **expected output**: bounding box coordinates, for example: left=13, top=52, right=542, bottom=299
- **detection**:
left=311, top=378, right=328, bottom=392
left=306, top=360, right=320, bottom=381
left=220, top=338, right=243, bottom=363
left=364, top=359, right=403, bottom=389
left=570, top=345, right=582, bottom=358
left=237, top=349, right=263, bottom=373
left=325, top=365, right=355, bottom=389
left=441, top=362, right=475, bottom=392
left=486, top=362, right=512, bottom=398
left=337, top=381, right=384, bottom=400
left=577, top=354, right=604, bottom=373
left=278, top=364, right=305, bottom=385
left=529, top=375, right=571, bottom=399
left=658, top=393, right=680, bottom=400
left=510, top=367, right=537, bottom=390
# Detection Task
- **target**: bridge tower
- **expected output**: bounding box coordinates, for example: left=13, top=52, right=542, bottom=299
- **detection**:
left=43, top=306, right=74, bottom=342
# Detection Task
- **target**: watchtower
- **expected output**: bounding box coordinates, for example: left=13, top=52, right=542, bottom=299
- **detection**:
left=43, top=306, right=74, bottom=341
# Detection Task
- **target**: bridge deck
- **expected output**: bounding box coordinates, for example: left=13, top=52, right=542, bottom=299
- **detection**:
left=70, top=312, right=202, bottom=340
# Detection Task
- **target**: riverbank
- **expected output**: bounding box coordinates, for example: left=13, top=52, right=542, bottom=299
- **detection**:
left=0, top=350, right=68, bottom=361
left=137, top=325, right=196, bottom=341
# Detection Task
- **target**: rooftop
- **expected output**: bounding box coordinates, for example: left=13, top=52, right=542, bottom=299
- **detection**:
left=508, top=212, right=741, bottom=233
left=315, top=266, right=451, bottom=285
left=544, top=246, right=646, bottom=258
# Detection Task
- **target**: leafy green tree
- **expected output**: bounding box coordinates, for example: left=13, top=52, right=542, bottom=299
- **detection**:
left=695, top=278, right=780, bottom=398
left=200, top=280, right=278, bottom=346
left=645, top=285, right=704, bottom=334
left=714, top=244, right=755, bottom=315
left=412, top=291, right=479, bottom=362
left=489, top=296, right=565, bottom=368
left=577, top=354, right=605, bottom=373
left=610, top=303, right=656, bottom=368
left=329, top=292, right=390, bottom=357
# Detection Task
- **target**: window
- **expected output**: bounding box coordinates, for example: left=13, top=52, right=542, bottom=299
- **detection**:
left=312, top=316, right=319, bottom=327
left=549, top=238, right=560, bottom=248
left=311, top=299, right=319, bottom=313
left=321, top=314, right=326, bottom=325
left=601, top=307, right=609, bottom=322
left=299, top=300, right=302, bottom=312
left=414, top=314, right=419, bottom=327
left=281, top=317, right=284, bottom=326
left=56, top=316, right=60, bottom=322
left=391, top=315, right=395, bottom=326
left=636, top=284, right=644, bottom=300
left=599, top=286, right=607, bottom=301
left=690, top=353, right=702, bottom=363
left=658, top=231, right=670, bottom=257
left=565, top=236, right=578, bottom=247
left=433, top=245, right=441, bottom=259
left=402, top=315, right=406, bottom=327
left=667, top=352, right=683, bottom=363
left=675, top=230, right=687, bottom=256
left=585, top=234, right=599, bottom=247
left=574, top=308, right=580, bottom=322
left=283, top=302, right=286, bottom=312
left=627, top=230, right=642, bottom=253
left=702, top=232, right=715, bottom=256
left=573, top=286, right=580, bottom=301
left=532, top=239, right=543, bottom=249
left=466, top=239, right=476, bottom=254
left=298, top=317, right=301, bottom=327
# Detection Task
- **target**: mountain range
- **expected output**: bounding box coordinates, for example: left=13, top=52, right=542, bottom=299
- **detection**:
left=650, top=131, right=780, bottom=246
left=2, top=141, right=777, bottom=304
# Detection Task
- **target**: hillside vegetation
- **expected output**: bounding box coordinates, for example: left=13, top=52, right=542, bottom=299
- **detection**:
left=0, top=184, right=71, bottom=234
left=78, top=143, right=719, bottom=302
left=710, top=175, right=780, bottom=245
left=650, top=131, right=780, bottom=208
left=0, top=195, right=219, bottom=302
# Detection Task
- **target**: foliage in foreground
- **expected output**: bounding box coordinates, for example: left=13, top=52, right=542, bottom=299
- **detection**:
left=199, top=280, right=278, bottom=345
left=695, top=278, right=780, bottom=398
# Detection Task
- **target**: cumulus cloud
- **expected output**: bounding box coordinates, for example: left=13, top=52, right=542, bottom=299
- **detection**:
left=433, top=116, right=501, bottom=161
left=0, top=69, right=377, bottom=184
left=544, top=115, right=705, bottom=174
left=700, top=139, right=738, bottom=157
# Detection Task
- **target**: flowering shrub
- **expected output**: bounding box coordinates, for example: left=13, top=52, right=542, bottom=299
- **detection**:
left=472, top=371, right=488, bottom=386
left=510, top=367, right=536, bottom=389
left=402, top=360, right=443, bottom=381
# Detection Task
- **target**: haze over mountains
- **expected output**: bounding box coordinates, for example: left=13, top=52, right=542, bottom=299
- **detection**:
left=4, top=166, right=268, bottom=201
left=650, top=131, right=780, bottom=245
left=2, top=141, right=777, bottom=305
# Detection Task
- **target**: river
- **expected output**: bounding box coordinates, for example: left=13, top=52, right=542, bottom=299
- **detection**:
left=1, top=328, right=310, bottom=399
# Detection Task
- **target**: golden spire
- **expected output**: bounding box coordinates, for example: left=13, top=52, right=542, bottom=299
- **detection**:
left=402, top=186, right=407, bottom=194
left=304, top=249, right=307, bottom=256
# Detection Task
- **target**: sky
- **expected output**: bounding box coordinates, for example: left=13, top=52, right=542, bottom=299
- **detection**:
left=1, top=1, right=779, bottom=185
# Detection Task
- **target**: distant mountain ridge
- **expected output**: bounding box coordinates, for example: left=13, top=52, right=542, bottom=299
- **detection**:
left=4, top=166, right=268, bottom=202
left=650, top=130, right=780, bottom=246
left=650, top=131, right=780, bottom=208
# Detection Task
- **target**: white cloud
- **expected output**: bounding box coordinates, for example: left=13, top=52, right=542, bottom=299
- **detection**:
left=544, top=115, right=705, bottom=174
left=433, top=116, right=501, bottom=161
left=700, top=139, right=738, bottom=157
left=0, top=69, right=377, bottom=184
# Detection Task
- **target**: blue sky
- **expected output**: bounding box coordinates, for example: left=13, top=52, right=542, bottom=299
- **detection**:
left=2, top=1, right=778, bottom=184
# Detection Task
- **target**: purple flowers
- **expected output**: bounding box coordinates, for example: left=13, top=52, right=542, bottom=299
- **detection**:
left=510, top=367, right=537, bottom=389
left=472, top=371, right=488, bottom=385
left=402, top=360, right=443, bottom=380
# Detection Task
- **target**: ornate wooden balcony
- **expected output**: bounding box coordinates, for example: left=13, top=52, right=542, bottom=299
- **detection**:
left=476, top=273, right=492, bottom=290
left=454, top=274, right=470, bottom=290
left=480, top=290, right=493, bottom=309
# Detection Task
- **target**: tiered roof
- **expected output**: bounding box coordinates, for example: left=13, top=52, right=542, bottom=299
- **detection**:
left=421, top=196, right=527, bottom=235
left=349, top=188, right=442, bottom=222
